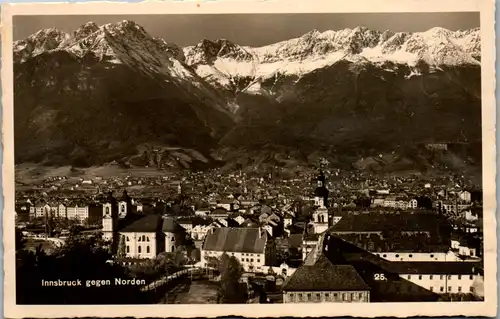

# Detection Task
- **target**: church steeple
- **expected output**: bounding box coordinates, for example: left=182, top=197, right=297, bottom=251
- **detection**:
left=314, top=170, right=329, bottom=208
left=312, top=170, right=330, bottom=234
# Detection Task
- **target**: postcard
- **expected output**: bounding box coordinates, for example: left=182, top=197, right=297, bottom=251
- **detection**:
left=2, top=0, right=497, bottom=317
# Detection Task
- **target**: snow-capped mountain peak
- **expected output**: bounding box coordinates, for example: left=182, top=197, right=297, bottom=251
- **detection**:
left=14, top=20, right=237, bottom=117
left=13, top=28, right=71, bottom=63
left=182, top=26, right=481, bottom=94
left=73, top=21, right=99, bottom=41
left=184, top=38, right=254, bottom=66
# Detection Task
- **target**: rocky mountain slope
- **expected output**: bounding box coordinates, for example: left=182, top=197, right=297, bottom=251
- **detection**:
left=185, top=27, right=481, bottom=168
left=183, top=27, right=480, bottom=96
left=14, top=22, right=481, bottom=173
left=14, top=21, right=234, bottom=167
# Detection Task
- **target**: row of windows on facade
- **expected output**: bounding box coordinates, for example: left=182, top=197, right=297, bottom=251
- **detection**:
left=240, top=258, right=260, bottom=263
left=205, top=251, right=261, bottom=263
left=394, top=283, right=475, bottom=294
left=429, top=286, right=475, bottom=293
left=288, top=292, right=365, bottom=303
left=126, top=245, right=151, bottom=253
left=378, top=251, right=475, bottom=258
left=104, top=206, right=127, bottom=214
left=378, top=253, right=436, bottom=258
left=123, top=235, right=168, bottom=243
left=407, top=274, right=474, bottom=280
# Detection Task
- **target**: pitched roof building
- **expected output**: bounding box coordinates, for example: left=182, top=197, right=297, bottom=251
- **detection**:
left=201, top=227, right=276, bottom=273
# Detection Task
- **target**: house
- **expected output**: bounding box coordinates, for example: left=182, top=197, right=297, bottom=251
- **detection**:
left=284, top=214, right=294, bottom=229
left=322, top=234, right=484, bottom=301
left=459, top=191, right=472, bottom=203
left=451, top=235, right=481, bottom=259
left=133, top=201, right=144, bottom=213
left=195, top=209, right=209, bottom=217
left=210, top=207, right=229, bottom=219
left=302, top=232, right=321, bottom=261
left=262, top=224, right=273, bottom=237
left=328, top=212, right=446, bottom=236
left=214, top=218, right=239, bottom=228
left=233, top=215, right=246, bottom=225
left=383, top=196, right=397, bottom=208
left=57, top=203, right=67, bottom=219
left=408, top=199, right=418, bottom=209
left=216, top=199, right=238, bottom=211
left=191, top=224, right=213, bottom=241
left=371, top=198, right=385, bottom=207
left=268, top=212, right=281, bottom=223
left=65, top=203, right=90, bottom=222
left=31, top=203, right=51, bottom=219
left=393, top=262, right=483, bottom=294
left=282, top=244, right=370, bottom=303
left=177, top=218, right=194, bottom=233
left=290, top=232, right=484, bottom=302
left=259, top=213, right=269, bottom=224
left=201, top=227, right=276, bottom=273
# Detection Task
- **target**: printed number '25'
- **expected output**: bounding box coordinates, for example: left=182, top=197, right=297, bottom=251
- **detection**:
left=374, top=273, right=387, bottom=281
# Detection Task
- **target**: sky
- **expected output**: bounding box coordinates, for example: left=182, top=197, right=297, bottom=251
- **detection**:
left=13, top=12, right=480, bottom=47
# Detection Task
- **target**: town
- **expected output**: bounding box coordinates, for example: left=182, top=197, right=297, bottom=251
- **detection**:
left=15, top=164, right=484, bottom=304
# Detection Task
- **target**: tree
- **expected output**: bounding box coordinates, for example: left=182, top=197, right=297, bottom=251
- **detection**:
left=217, top=253, right=245, bottom=303
left=128, top=252, right=181, bottom=281
left=117, top=235, right=127, bottom=258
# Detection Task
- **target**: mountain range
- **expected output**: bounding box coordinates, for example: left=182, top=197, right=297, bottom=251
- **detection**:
left=13, top=21, right=482, bottom=175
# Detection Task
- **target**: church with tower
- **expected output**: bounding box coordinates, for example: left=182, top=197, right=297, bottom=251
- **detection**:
left=311, top=170, right=331, bottom=234
left=101, top=190, right=186, bottom=259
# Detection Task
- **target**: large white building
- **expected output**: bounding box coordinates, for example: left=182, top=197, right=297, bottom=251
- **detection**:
left=102, top=191, right=184, bottom=258
left=117, top=215, right=185, bottom=259
left=201, top=227, right=276, bottom=273
left=286, top=231, right=484, bottom=302
left=283, top=236, right=371, bottom=303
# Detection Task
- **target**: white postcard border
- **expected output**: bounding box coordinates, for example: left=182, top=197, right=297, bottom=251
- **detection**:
left=2, top=0, right=497, bottom=317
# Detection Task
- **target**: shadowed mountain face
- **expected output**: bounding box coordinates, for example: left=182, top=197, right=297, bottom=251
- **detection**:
left=14, top=21, right=234, bottom=166
left=223, top=61, right=481, bottom=151
left=14, top=21, right=482, bottom=174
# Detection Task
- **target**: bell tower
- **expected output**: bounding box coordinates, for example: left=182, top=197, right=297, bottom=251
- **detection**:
left=312, top=170, right=330, bottom=234
left=118, top=190, right=131, bottom=219
left=102, top=191, right=118, bottom=244
left=314, top=170, right=329, bottom=208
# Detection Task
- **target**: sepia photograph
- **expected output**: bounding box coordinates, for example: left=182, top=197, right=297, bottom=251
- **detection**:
left=2, top=0, right=496, bottom=317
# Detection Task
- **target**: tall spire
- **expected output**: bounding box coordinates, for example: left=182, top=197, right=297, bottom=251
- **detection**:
left=314, top=170, right=329, bottom=208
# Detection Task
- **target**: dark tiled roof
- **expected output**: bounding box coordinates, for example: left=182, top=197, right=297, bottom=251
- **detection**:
left=287, top=234, right=303, bottom=248
left=119, top=214, right=162, bottom=233
left=202, top=227, right=267, bottom=253
left=162, top=217, right=185, bottom=233
left=340, top=247, right=483, bottom=275
left=330, top=212, right=446, bottom=233
left=382, top=261, right=482, bottom=275
left=283, top=253, right=370, bottom=292
left=334, top=233, right=449, bottom=253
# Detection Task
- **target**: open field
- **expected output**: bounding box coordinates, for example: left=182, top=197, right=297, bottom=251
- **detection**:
left=15, top=163, right=177, bottom=185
